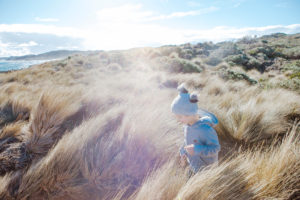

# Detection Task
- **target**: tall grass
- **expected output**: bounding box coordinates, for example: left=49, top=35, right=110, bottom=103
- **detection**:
left=0, top=50, right=299, bottom=199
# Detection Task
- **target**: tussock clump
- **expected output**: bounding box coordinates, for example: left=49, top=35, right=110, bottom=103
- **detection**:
left=1, top=105, right=166, bottom=199
left=25, top=89, right=82, bottom=160
left=0, top=99, right=30, bottom=129
left=0, top=140, right=30, bottom=176
left=131, top=160, right=187, bottom=200
left=0, top=121, right=27, bottom=139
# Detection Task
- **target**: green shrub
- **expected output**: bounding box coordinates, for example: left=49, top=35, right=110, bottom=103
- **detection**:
left=248, top=46, right=278, bottom=58
left=226, top=54, right=249, bottom=66
left=282, top=60, right=300, bottom=73
left=282, top=47, right=300, bottom=59
left=219, top=69, right=258, bottom=85
left=247, top=57, right=262, bottom=68
left=204, top=56, right=223, bottom=66
left=159, top=46, right=181, bottom=57
left=154, top=56, right=202, bottom=73
left=278, top=78, right=300, bottom=91
left=237, top=36, right=257, bottom=44
left=200, top=41, right=217, bottom=50
left=178, top=49, right=194, bottom=60
left=245, top=56, right=268, bottom=72
left=217, top=42, right=241, bottom=57
left=289, top=72, right=300, bottom=79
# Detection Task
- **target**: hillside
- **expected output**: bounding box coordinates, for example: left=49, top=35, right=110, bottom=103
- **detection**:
left=0, top=33, right=299, bottom=200
left=0, top=50, right=101, bottom=61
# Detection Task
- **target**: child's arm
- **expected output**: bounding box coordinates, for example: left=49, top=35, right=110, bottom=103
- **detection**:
left=179, top=143, right=188, bottom=167
left=179, top=143, right=187, bottom=156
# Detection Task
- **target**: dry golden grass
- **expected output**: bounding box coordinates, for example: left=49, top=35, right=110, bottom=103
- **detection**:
left=0, top=50, right=299, bottom=199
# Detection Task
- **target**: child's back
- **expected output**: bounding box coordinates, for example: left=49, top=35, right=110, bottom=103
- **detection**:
left=171, top=83, right=220, bottom=174
left=181, top=115, right=220, bottom=173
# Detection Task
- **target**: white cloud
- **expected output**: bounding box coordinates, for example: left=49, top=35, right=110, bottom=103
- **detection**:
left=0, top=24, right=85, bottom=38
left=35, top=17, right=60, bottom=22
left=1, top=23, right=300, bottom=57
left=79, top=23, right=300, bottom=51
left=0, top=40, right=32, bottom=57
left=1, top=22, right=300, bottom=52
left=18, top=41, right=38, bottom=47
left=96, top=4, right=218, bottom=23
left=1, top=3, right=300, bottom=56
left=181, top=24, right=300, bottom=42
left=145, top=6, right=218, bottom=21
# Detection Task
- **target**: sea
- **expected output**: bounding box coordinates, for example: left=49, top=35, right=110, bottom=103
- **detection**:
left=0, top=60, right=51, bottom=72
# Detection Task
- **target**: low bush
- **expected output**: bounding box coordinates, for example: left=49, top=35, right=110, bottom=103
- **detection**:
left=154, top=57, right=202, bottom=73
left=219, top=69, right=258, bottom=85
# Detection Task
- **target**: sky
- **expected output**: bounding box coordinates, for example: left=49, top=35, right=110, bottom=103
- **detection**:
left=0, top=0, right=300, bottom=57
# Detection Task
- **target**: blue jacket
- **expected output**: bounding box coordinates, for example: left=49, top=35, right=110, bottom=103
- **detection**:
left=180, top=111, right=220, bottom=173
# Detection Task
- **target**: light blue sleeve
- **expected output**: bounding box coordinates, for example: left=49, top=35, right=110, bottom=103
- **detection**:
left=179, top=143, right=187, bottom=156
left=193, top=125, right=220, bottom=157
left=179, top=125, right=187, bottom=156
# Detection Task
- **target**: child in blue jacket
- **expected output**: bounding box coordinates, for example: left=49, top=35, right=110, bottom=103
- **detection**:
left=171, top=83, right=220, bottom=174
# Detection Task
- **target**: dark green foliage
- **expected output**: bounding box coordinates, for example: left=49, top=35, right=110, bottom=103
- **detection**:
left=226, top=54, right=250, bottom=66
left=247, top=57, right=262, bottom=68
left=57, top=62, right=67, bottom=67
left=179, top=49, right=194, bottom=59
left=248, top=46, right=278, bottom=58
left=198, top=42, right=218, bottom=50
left=154, top=56, right=202, bottom=73
left=226, top=51, right=272, bottom=72
left=289, top=72, right=300, bottom=79
left=219, top=69, right=258, bottom=85
left=262, top=33, right=287, bottom=39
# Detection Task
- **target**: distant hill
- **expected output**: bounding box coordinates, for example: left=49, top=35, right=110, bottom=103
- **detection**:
left=0, top=50, right=101, bottom=61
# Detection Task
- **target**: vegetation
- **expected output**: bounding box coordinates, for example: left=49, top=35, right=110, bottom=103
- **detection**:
left=0, top=33, right=299, bottom=200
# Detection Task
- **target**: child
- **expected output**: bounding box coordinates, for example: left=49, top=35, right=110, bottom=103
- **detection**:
left=171, top=83, right=220, bottom=175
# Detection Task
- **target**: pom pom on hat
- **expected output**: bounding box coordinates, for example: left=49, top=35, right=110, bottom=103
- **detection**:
left=189, top=92, right=198, bottom=103
left=171, top=83, right=198, bottom=115
left=177, top=83, right=188, bottom=93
